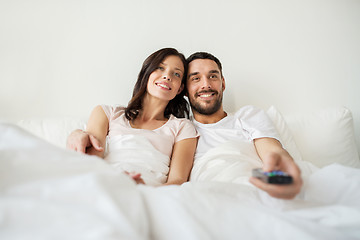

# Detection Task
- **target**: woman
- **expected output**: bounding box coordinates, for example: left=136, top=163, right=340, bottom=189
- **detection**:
left=67, top=48, right=199, bottom=186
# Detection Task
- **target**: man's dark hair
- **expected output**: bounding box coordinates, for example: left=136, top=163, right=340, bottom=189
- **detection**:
left=186, top=52, right=223, bottom=77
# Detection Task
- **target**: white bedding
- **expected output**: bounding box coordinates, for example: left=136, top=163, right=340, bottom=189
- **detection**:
left=190, top=139, right=318, bottom=184
left=1, top=123, right=360, bottom=240
left=104, top=134, right=170, bottom=186
left=0, top=123, right=149, bottom=240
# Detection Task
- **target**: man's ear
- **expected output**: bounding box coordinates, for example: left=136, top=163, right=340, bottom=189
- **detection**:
left=177, top=84, right=184, bottom=94
left=222, top=77, right=226, bottom=91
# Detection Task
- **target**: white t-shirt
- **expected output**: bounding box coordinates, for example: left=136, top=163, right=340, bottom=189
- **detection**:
left=192, top=105, right=281, bottom=160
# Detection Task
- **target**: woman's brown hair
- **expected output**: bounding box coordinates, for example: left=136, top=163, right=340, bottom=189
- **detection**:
left=125, top=48, right=189, bottom=120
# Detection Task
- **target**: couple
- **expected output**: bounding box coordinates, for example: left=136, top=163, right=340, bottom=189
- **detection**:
left=67, top=47, right=302, bottom=199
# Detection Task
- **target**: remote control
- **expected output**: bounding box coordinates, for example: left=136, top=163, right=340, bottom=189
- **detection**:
left=252, top=168, right=293, bottom=184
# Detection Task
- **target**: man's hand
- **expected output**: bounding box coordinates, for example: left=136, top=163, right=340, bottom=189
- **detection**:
left=66, top=129, right=104, bottom=153
left=249, top=151, right=302, bottom=199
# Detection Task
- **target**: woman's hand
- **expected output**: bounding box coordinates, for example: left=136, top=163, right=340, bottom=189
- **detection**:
left=66, top=129, right=104, bottom=153
left=125, top=171, right=145, bottom=184
left=67, top=105, right=108, bottom=158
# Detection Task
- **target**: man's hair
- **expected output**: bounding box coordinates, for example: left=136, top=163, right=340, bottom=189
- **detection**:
left=125, top=47, right=189, bottom=120
left=186, top=52, right=223, bottom=77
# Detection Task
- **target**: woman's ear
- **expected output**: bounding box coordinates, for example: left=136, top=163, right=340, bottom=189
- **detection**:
left=177, top=84, right=184, bottom=95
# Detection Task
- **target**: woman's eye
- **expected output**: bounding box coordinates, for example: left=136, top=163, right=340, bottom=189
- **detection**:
left=192, top=77, right=199, bottom=81
left=174, top=72, right=181, bottom=78
left=157, top=66, right=164, bottom=70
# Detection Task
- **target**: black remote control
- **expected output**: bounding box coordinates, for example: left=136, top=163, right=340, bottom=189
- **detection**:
left=252, top=168, right=293, bottom=184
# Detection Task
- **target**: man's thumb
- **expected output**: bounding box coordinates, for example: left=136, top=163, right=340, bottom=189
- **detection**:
left=262, top=154, right=278, bottom=172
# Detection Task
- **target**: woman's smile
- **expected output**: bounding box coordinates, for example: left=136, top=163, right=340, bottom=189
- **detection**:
left=155, top=81, right=171, bottom=90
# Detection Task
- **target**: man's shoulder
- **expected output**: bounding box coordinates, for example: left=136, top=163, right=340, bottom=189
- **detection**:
left=234, top=105, right=261, bottom=117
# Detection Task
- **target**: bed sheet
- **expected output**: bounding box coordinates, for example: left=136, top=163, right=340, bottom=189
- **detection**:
left=1, top=123, right=360, bottom=240
left=0, top=123, right=149, bottom=240
left=142, top=172, right=360, bottom=240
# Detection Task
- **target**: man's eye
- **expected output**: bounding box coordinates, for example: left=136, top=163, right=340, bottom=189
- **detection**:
left=210, top=75, right=217, bottom=79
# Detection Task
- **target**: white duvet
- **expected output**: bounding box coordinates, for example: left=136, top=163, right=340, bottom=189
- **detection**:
left=190, top=139, right=318, bottom=185
left=1, top=123, right=360, bottom=240
left=104, top=134, right=170, bottom=186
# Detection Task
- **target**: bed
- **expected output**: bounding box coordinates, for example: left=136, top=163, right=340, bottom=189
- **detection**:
left=1, top=106, right=360, bottom=240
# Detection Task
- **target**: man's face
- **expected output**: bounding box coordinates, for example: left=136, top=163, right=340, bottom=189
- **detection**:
left=187, top=59, right=225, bottom=115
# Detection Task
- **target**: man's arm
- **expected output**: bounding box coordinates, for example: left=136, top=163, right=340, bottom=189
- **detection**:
left=250, top=137, right=302, bottom=199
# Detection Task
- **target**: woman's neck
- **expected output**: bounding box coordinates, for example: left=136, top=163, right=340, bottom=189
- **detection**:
left=137, top=93, right=169, bottom=121
left=130, top=94, right=170, bottom=130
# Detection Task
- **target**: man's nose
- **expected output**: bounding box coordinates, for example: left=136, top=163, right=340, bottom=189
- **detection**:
left=200, top=77, right=211, bottom=89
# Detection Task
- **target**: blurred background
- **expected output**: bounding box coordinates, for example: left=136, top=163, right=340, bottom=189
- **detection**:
left=0, top=0, right=359, bottom=150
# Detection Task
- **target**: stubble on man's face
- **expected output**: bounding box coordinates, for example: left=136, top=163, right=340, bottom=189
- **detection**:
left=188, top=90, right=223, bottom=115
left=186, top=58, right=225, bottom=116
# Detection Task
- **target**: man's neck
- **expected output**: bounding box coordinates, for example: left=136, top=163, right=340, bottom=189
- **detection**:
left=193, top=108, right=227, bottom=124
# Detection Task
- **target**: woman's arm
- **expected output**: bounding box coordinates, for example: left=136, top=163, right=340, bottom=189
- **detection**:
left=84, top=105, right=109, bottom=158
left=164, top=137, right=198, bottom=185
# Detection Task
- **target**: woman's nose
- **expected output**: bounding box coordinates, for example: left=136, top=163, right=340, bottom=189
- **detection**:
left=163, top=75, right=171, bottom=81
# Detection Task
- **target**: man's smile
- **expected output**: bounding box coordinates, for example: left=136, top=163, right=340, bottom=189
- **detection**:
left=196, top=91, right=217, bottom=100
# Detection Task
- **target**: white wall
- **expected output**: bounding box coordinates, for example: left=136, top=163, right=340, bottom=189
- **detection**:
left=1, top=0, right=359, bottom=151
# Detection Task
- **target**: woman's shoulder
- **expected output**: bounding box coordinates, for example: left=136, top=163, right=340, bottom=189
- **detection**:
left=101, top=104, right=125, bottom=111
left=169, top=115, right=193, bottom=124
left=100, top=104, right=126, bottom=120
left=167, top=115, right=199, bottom=140
left=167, top=115, right=196, bottom=130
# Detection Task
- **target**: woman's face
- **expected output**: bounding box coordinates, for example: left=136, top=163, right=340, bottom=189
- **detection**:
left=146, top=55, right=185, bottom=101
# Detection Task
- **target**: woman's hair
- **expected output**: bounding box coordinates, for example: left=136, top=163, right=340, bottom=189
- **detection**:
left=125, top=48, right=189, bottom=120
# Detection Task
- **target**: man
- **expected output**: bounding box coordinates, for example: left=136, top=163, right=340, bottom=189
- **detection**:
left=185, top=52, right=302, bottom=199
left=67, top=52, right=302, bottom=199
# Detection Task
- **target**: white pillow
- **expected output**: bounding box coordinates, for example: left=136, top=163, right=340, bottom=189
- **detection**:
left=17, top=118, right=87, bottom=149
left=284, top=107, right=360, bottom=168
left=266, top=106, right=303, bottom=163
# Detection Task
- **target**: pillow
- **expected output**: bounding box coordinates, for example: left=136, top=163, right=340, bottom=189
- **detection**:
left=17, top=118, right=87, bottom=149
left=283, top=107, right=360, bottom=168
left=266, top=106, right=303, bottom=163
